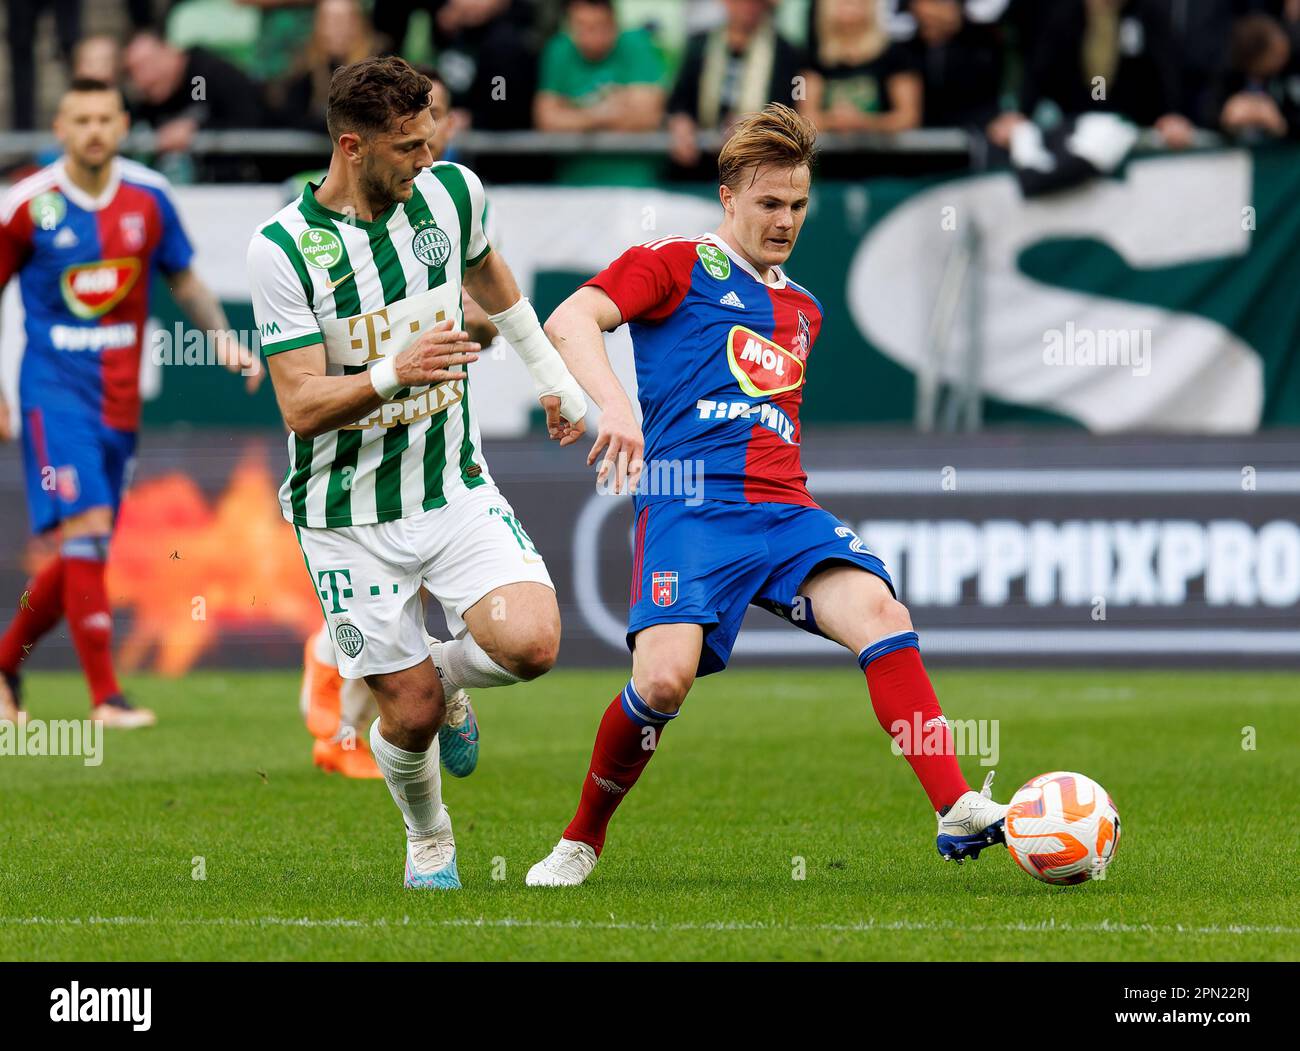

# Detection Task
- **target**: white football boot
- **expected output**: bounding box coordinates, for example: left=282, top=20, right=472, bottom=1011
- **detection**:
left=936, top=771, right=1008, bottom=862
left=92, top=696, right=157, bottom=729
left=525, top=839, right=598, bottom=887
left=404, top=806, right=461, bottom=889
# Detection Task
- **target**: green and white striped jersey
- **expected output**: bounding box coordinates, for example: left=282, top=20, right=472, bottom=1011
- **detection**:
left=247, top=162, right=495, bottom=528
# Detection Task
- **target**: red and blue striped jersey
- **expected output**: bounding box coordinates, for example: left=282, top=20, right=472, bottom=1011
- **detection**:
left=0, top=158, right=194, bottom=431
left=586, top=232, right=823, bottom=506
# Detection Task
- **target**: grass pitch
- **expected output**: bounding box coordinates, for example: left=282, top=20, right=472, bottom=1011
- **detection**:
left=0, top=668, right=1295, bottom=961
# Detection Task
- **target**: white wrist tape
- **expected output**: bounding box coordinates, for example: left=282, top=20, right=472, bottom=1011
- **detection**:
left=489, top=297, right=587, bottom=424
left=369, top=356, right=402, bottom=400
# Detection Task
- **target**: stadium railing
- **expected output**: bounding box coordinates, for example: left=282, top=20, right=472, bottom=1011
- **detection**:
left=0, top=125, right=1221, bottom=161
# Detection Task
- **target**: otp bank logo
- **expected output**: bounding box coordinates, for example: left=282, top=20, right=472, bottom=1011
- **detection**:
left=726, top=325, right=805, bottom=397
left=60, top=258, right=141, bottom=319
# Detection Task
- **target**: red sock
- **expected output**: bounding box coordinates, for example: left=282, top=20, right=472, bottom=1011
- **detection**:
left=563, top=683, right=671, bottom=855
left=861, top=638, right=969, bottom=812
left=62, top=553, right=122, bottom=706
left=0, top=557, right=66, bottom=673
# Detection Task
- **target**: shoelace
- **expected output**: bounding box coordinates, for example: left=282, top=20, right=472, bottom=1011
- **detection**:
left=411, top=833, right=455, bottom=871
left=551, top=842, right=590, bottom=873
left=443, top=690, right=470, bottom=729
left=980, top=770, right=996, bottom=799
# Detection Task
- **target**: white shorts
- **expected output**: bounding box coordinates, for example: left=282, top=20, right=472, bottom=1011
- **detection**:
left=294, top=484, right=553, bottom=678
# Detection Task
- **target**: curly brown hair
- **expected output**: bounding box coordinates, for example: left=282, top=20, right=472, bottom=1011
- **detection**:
left=326, top=56, right=432, bottom=142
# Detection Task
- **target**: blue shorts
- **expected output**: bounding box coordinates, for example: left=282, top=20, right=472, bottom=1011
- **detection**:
left=627, top=499, right=895, bottom=676
left=20, top=404, right=137, bottom=534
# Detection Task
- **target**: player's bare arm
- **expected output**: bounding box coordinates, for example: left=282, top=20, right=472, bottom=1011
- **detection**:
left=266, top=320, right=479, bottom=439
left=463, top=248, right=589, bottom=446
left=167, top=266, right=264, bottom=392
left=460, top=290, right=497, bottom=346
left=544, top=286, right=644, bottom=495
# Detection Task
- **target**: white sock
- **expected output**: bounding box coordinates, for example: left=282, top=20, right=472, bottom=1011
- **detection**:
left=339, top=676, right=375, bottom=735
left=369, top=720, right=444, bottom=838
left=430, top=634, right=522, bottom=691
left=312, top=623, right=336, bottom=666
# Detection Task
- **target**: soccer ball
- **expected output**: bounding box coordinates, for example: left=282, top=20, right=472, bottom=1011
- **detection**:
left=1004, top=771, right=1121, bottom=885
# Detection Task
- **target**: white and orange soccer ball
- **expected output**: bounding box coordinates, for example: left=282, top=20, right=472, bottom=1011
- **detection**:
left=1003, top=771, right=1121, bottom=885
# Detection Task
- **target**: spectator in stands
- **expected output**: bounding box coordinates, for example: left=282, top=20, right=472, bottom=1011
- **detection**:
left=124, top=31, right=265, bottom=152
left=372, top=0, right=442, bottom=55
left=123, top=30, right=265, bottom=179
left=798, top=0, right=922, bottom=134
left=1217, top=13, right=1299, bottom=137
left=433, top=0, right=537, bottom=131
left=534, top=0, right=666, bottom=185
left=238, top=0, right=321, bottom=82
left=907, top=0, right=1003, bottom=129
left=6, top=0, right=82, bottom=129
left=72, top=34, right=125, bottom=88
left=1163, top=0, right=1234, bottom=128
left=667, top=0, right=806, bottom=169
left=266, top=0, right=378, bottom=133
left=987, top=0, right=1197, bottom=149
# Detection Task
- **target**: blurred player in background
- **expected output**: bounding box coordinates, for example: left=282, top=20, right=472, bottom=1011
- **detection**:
left=527, top=103, right=1008, bottom=886
left=250, top=57, right=588, bottom=888
left=0, top=79, right=259, bottom=728
left=297, top=69, right=502, bottom=780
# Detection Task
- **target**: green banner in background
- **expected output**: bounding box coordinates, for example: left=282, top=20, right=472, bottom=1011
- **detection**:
left=140, top=144, right=1300, bottom=431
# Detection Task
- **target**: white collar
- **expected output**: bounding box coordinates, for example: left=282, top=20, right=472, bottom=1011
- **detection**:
left=56, top=157, right=122, bottom=212
left=703, top=232, right=787, bottom=289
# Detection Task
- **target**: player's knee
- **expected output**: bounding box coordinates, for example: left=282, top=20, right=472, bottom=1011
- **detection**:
left=387, top=697, right=443, bottom=746
left=635, top=666, right=694, bottom=714
left=507, top=640, right=557, bottom=681
left=371, top=679, right=445, bottom=746
left=496, top=621, right=561, bottom=681
left=869, top=595, right=914, bottom=638
left=61, top=506, right=113, bottom=540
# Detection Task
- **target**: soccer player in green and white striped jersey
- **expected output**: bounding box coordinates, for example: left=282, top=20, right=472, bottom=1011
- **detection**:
left=247, top=57, right=589, bottom=889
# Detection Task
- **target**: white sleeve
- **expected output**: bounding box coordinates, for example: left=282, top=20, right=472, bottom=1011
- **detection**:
left=459, top=164, right=491, bottom=267
left=247, top=229, right=323, bottom=356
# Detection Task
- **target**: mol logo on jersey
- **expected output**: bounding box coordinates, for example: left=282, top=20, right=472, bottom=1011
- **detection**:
left=59, top=259, right=141, bottom=319
left=727, top=325, right=805, bottom=397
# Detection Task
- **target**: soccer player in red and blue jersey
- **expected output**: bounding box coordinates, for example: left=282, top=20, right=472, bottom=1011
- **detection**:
left=527, top=104, right=1009, bottom=885
left=0, top=79, right=258, bottom=727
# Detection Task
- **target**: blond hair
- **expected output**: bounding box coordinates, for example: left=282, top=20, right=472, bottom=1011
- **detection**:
left=717, top=103, right=818, bottom=190
left=817, top=0, right=888, bottom=67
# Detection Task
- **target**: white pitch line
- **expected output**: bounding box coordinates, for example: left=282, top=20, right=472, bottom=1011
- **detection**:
left=1, top=916, right=1296, bottom=937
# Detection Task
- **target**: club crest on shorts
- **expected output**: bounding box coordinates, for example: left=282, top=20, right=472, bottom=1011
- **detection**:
left=55, top=466, right=80, bottom=502
left=334, top=621, right=365, bottom=659
left=651, top=571, right=678, bottom=607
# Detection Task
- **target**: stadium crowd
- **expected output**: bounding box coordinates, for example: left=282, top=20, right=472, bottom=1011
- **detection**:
left=3, top=0, right=1300, bottom=182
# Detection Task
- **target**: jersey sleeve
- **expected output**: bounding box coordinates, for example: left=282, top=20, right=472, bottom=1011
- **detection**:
left=583, top=242, right=693, bottom=324
left=149, top=180, right=195, bottom=275
left=0, top=193, right=34, bottom=289
left=247, top=230, right=323, bottom=356
left=459, top=163, right=491, bottom=267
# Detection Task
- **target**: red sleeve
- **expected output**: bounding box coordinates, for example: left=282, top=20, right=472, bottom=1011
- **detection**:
left=0, top=200, right=34, bottom=289
left=583, top=241, right=695, bottom=324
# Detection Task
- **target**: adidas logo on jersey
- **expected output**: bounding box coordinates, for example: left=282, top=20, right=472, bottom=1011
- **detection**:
left=719, top=290, right=745, bottom=309
left=53, top=227, right=79, bottom=248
